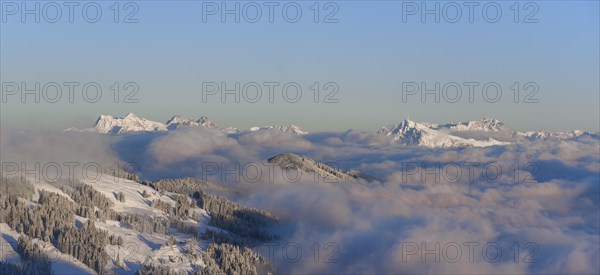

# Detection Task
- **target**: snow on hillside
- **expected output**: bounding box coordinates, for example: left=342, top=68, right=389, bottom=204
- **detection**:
left=268, top=153, right=380, bottom=183
left=80, top=175, right=176, bottom=217
left=0, top=174, right=259, bottom=274
left=75, top=174, right=208, bottom=273
left=0, top=223, right=96, bottom=275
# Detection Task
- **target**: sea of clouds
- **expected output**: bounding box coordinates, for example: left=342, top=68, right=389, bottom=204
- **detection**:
left=1, top=125, right=598, bottom=274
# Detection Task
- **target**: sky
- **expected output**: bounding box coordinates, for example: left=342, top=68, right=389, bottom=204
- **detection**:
left=1, top=0, right=599, bottom=132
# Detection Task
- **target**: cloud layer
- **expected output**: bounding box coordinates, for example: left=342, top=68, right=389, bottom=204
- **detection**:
left=2, top=126, right=598, bottom=274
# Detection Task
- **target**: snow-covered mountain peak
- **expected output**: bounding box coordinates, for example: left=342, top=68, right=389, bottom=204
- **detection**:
left=379, top=118, right=508, bottom=148
left=400, top=118, right=418, bottom=127
left=196, top=116, right=218, bottom=128
left=166, top=115, right=189, bottom=125
left=287, top=124, right=308, bottom=134
left=164, top=115, right=219, bottom=130
left=94, top=113, right=167, bottom=134
left=124, top=112, right=139, bottom=119
left=395, top=119, right=430, bottom=132
left=167, top=115, right=198, bottom=130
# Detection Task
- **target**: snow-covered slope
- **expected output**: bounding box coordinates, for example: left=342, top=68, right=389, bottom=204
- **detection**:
left=0, top=172, right=274, bottom=274
left=0, top=223, right=97, bottom=275
left=267, top=153, right=379, bottom=183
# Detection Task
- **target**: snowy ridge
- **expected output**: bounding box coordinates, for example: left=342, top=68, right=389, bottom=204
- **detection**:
left=249, top=124, right=309, bottom=135
left=442, top=118, right=507, bottom=132
left=68, top=113, right=221, bottom=134
left=514, top=130, right=597, bottom=140
left=73, top=113, right=309, bottom=135
left=268, top=153, right=380, bottom=182
left=166, top=115, right=219, bottom=130
left=378, top=119, right=508, bottom=148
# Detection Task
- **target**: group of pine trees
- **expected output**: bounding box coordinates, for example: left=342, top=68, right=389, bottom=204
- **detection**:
left=0, top=189, right=75, bottom=242
left=195, top=191, right=278, bottom=242
left=0, top=235, right=52, bottom=275
left=151, top=195, right=193, bottom=219
left=101, top=165, right=140, bottom=183
left=132, top=177, right=280, bottom=273
left=147, top=177, right=225, bottom=195
left=15, top=236, right=52, bottom=274
left=117, top=213, right=171, bottom=235
left=136, top=243, right=271, bottom=275
left=199, top=243, right=271, bottom=275
left=0, top=177, right=112, bottom=273
left=1, top=172, right=281, bottom=274
left=55, top=220, right=109, bottom=274
left=49, top=179, right=118, bottom=222
left=147, top=180, right=281, bottom=243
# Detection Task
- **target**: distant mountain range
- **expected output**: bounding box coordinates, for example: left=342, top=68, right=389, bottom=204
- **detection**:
left=377, top=118, right=596, bottom=148
left=65, top=113, right=307, bottom=136
left=65, top=114, right=597, bottom=148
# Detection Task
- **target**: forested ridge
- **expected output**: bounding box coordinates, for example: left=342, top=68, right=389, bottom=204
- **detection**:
left=0, top=174, right=277, bottom=274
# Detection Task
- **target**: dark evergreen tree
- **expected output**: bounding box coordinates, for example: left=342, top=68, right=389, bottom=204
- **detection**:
left=15, top=235, right=53, bottom=275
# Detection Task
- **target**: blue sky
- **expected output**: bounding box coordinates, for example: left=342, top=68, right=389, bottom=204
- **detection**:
left=1, top=1, right=599, bottom=132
